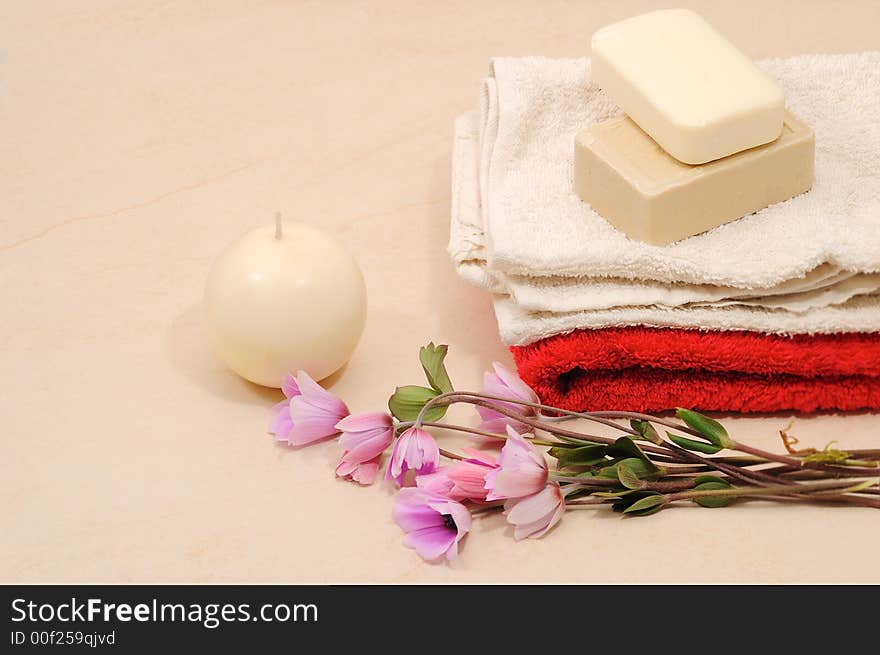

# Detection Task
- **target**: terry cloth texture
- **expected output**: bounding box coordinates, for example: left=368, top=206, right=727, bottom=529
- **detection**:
left=511, top=327, right=880, bottom=413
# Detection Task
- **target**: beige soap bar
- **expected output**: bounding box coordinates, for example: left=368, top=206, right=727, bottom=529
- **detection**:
left=591, top=9, right=785, bottom=164
left=573, top=110, right=814, bottom=245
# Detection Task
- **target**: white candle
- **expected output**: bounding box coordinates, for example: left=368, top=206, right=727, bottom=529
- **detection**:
left=204, top=215, right=366, bottom=387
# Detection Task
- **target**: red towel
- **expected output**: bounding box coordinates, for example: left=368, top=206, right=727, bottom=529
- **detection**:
left=511, top=328, right=880, bottom=413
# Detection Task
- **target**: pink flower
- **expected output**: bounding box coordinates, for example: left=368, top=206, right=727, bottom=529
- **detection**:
left=484, top=426, right=548, bottom=501
left=393, top=488, right=471, bottom=561
left=385, top=427, right=440, bottom=486
left=286, top=371, right=349, bottom=446
left=335, top=457, right=381, bottom=485
left=503, top=483, right=564, bottom=540
left=417, top=449, right=497, bottom=502
left=414, top=470, right=455, bottom=497
left=333, top=412, right=394, bottom=485
left=268, top=373, right=302, bottom=441
left=337, top=412, right=394, bottom=462
left=476, top=362, right=539, bottom=434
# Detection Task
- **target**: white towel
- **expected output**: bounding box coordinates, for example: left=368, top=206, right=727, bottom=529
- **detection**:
left=507, top=268, right=880, bottom=314
left=448, top=53, right=880, bottom=345
left=496, top=295, right=880, bottom=346
left=452, top=111, right=880, bottom=313
left=453, top=53, right=880, bottom=286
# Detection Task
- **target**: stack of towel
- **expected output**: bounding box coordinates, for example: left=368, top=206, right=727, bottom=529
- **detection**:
left=449, top=53, right=880, bottom=413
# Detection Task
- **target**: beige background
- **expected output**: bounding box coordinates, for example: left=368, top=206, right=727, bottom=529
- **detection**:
left=2, top=0, right=879, bottom=583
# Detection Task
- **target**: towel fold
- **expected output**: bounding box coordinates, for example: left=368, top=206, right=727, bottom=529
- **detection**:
left=511, top=327, right=880, bottom=413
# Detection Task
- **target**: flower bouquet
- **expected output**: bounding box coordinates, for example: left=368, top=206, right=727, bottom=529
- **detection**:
left=270, top=343, right=880, bottom=562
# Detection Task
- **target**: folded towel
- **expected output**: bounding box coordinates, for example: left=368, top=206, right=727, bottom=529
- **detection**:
left=452, top=52, right=880, bottom=287
left=511, top=327, right=880, bottom=413
left=507, top=268, right=880, bottom=314
left=449, top=53, right=880, bottom=345
left=495, top=294, right=880, bottom=346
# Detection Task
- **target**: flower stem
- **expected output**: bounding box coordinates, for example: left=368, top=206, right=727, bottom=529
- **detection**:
left=665, top=477, right=878, bottom=504
left=405, top=389, right=875, bottom=506
left=552, top=475, right=622, bottom=487
left=415, top=421, right=561, bottom=447
left=438, top=447, right=464, bottom=461
left=565, top=497, right=615, bottom=508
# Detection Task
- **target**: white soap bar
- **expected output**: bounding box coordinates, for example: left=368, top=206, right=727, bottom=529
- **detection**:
left=591, top=9, right=784, bottom=164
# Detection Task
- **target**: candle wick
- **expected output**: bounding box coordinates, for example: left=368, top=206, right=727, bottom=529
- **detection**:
left=274, top=212, right=282, bottom=240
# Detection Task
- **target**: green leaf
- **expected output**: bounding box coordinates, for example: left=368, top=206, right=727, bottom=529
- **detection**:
left=598, top=465, right=619, bottom=479
left=617, top=460, right=648, bottom=490
left=692, top=481, right=734, bottom=508
left=599, top=457, right=659, bottom=480
left=676, top=408, right=733, bottom=448
left=418, top=342, right=454, bottom=394
left=559, top=485, right=595, bottom=500
left=550, top=444, right=607, bottom=469
left=623, top=494, right=665, bottom=516
left=612, top=490, right=659, bottom=513
left=592, top=489, right=637, bottom=498
left=694, top=475, right=731, bottom=486
left=668, top=433, right=723, bottom=455
left=547, top=446, right=571, bottom=458
left=607, top=437, right=652, bottom=464
left=565, top=470, right=597, bottom=479
left=630, top=419, right=663, bottom=445
left=388, top=385, right=446, bottom=422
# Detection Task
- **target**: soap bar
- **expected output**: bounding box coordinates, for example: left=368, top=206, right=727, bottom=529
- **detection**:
left=591, top=9, right=785, bottom=164
left=573, top=110, right=814, bottom=245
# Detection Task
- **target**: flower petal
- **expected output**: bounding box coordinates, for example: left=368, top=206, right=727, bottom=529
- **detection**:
left=385, top=437, right=407, bottom=484
left=268, top=400, right=294, bottom=439
left=504, top=484, right=564, bottom=540
left=393, top=489, right=444, bottom=532
left=447, top=499, right=473, bottom=535
left=281, top=373, right=301, bottom=399
left=335, top=411, right=392, bottom=434
left=335, top=457, right=381, bottom=485
left=416, top=470, right=456, bottom=497
left=337, top=413, right=394, bottom=462
left=462, top=448, right=497, bottom=467
left=483, top=426, right=546, bottom=500
left=287, top=404, right=341, bottom=445
left=295, top=370, right=349, bottom=416
left=492, top=361, right=539, bottom=404
left=504, top=484, right=561, bottom=525
left=446, top=461, right=492, bottom=500
left=475, top=408, right=532, bottom=436
left=340, top=430, right=393, bottom=463
left=403, top=526, right=456, bottom=561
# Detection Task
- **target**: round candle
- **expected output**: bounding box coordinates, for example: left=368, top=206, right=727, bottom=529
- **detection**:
left=204, top=217, right=366, bottom=387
